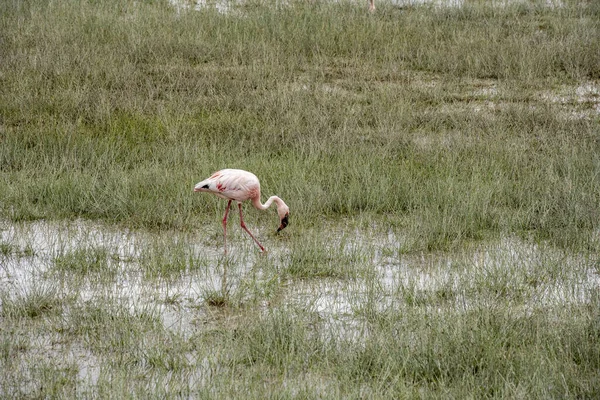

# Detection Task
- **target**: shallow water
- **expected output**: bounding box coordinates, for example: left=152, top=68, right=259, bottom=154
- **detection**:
left=1, top=218, right=598, bottom=387
left=2, top=219, right=597, bottom=319
left=168, top=0, right=569, bottom=15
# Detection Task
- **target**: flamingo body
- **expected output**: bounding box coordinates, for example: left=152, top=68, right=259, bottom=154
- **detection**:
left=194, top=169, right=289, bottom=253
left=195, top=169, right=261, bottom=202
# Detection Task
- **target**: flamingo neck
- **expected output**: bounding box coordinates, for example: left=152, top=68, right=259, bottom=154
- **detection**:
left=252, top=196, right=285, bottom=211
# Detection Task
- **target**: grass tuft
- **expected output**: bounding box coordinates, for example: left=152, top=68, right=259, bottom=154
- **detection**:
left=1, top=286, right=62, bottom=320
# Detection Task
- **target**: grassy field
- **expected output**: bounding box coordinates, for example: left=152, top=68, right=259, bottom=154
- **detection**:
left=1, top=0, right=599, bottom=398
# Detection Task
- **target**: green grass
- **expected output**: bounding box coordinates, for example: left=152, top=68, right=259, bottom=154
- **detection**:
left=1, top=0, right=599, bottom=250
left=1, top=0, right=599, bottom=398
left=1, top=285, right=62, bottom=320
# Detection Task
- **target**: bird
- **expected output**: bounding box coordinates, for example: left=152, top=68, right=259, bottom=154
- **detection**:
left=369, top=0, right=374, bottom=12
left=194, top=169, right=290, bottom=254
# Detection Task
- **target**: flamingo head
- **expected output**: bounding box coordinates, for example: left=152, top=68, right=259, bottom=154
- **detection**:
left=277, top=213, right=289, bottom=232
left=277, top=204, right=290, bottom=232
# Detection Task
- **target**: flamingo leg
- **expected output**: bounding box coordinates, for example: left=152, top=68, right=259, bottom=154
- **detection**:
left=222, top=200, right=232, bottom=254
left=238, top=203, right=266, bottom=252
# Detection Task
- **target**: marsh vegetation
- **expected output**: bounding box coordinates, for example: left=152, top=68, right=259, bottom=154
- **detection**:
left=1, top=0, right=599, bottom=397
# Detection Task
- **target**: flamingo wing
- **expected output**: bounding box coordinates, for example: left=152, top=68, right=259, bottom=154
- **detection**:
left=194, top=169, right=260, bottom=202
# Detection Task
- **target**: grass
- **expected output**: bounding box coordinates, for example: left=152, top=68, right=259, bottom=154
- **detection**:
left=1, top=220, right=599, bottom=398
left=1, top=0, right=599, bottom=250
left=0, top=0, right=599, bottom=397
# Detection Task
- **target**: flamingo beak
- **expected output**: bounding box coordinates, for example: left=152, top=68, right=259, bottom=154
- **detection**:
left=277, top=213, right=289, bottom=232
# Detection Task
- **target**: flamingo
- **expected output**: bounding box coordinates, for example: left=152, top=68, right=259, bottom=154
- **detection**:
left=369, top=0, right=375, bottom=12
left=194, top=169, right=290, bottom=254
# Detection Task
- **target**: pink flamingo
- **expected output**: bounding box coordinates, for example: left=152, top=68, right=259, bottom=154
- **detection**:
left=194, top=169, right=290, bottom=254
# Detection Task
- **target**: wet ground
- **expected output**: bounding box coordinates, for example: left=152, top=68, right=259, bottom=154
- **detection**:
left=169, top=0, right=571, bottom=14
left=1, top=218, right=598, bottom=391
left=2, top=218, right=597, bottom=336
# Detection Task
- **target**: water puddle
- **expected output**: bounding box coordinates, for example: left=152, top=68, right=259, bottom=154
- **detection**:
left=2, top=219, right=598, bottom=316
left=170, top=0, right=234, bottom=14
left=0, top=219, right=235, bottom=340
left=1, top=218, right=598, bottom=382
left=168, top=0, right=569, bottom=15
